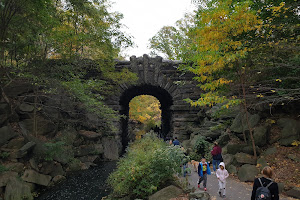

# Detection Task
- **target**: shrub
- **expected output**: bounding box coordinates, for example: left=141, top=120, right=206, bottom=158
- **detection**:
left=44, top=141, right=65, bottom=161
left=107, top=133, right=185, bottom=199
left=193, top=136, right=212, bottom=162
left=0, top=165, right=8, bottom=173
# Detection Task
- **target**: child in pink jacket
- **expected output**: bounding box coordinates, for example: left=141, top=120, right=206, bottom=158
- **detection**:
left=216, top=162, right=229, bottom=198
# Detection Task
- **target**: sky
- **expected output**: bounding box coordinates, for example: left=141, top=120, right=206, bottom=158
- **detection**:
left=110, top=0, right=196, bottom=59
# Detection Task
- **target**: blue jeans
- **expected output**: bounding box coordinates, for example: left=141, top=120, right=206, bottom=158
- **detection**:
left=212, top=159, right=220, bottom=172
left=183, top=164, right=187, bottom=177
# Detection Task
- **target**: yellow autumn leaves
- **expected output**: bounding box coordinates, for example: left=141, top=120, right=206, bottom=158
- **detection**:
left=129, top=95, right=161, bottom=125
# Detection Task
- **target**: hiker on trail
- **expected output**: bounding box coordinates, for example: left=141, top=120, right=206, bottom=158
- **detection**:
left=172, top=137, right=180, bottom=146
left=211, top=141, right=222, bottom=173
left=251, top=166, right=279, bottom=200
left=197, top=157, right=211, bottom=191
left=216, top=162, right=229, bottom=198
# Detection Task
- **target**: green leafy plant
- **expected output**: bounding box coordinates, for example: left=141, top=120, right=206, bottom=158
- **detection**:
left=0, top=152, right=10, bottom=159
left=0, top=165, right=8, bottom=173
left=107, top=133, right=186, bottom=199
left=191, top=136, right=212, bottom=162
left=44, top=141, right=65, bottom=161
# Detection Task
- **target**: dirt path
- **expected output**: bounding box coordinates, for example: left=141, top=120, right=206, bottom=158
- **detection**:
left=186, top=164, right=293, bottom=200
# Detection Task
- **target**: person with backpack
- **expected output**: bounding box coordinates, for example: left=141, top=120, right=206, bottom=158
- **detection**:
left=251, top=166, right=279, bottom=200
left=211, top=141, right=222, bottom=173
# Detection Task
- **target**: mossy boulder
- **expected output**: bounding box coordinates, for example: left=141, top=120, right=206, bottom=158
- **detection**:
left=227, top=144, right=248, bottom=155
left=234, top=153, right=257, bottom=165
left=148, top=185, right=184, bottom=200
left=238, top=164, right=258, bottom=182
left=253, top=126, right=268, bottom=147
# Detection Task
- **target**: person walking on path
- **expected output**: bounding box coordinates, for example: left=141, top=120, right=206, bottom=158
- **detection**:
left=211, top=141, right=222, bottom=173
left=251, top=166, right=279, bottom=200
left=216, top=162, right=229, bottom=198
left=197, top=157, right=211, bottom=191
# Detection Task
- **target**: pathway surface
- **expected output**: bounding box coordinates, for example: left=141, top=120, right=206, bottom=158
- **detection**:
left=186, top=164, right=293, bottom=200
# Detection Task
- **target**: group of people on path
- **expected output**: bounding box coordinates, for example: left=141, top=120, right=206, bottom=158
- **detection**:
left=197, top=141, right=279, bottom=199
left=169, top=137, right=279, bottom=199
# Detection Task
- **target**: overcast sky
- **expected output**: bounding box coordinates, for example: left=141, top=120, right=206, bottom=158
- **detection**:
left=110, top=0, right=196, bottom=59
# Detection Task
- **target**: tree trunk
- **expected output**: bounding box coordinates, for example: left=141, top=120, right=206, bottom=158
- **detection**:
left=241, top=73, right=257, bottom=159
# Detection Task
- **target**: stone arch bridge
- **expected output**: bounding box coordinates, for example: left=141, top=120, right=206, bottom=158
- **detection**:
left=105, top=54, right=202, bottom=149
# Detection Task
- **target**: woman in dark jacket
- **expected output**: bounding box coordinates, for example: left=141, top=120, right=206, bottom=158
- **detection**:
left=251, top=166, right=279, bottom=200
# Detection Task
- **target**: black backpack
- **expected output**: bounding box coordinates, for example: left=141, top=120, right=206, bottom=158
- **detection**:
left=255, top=178, right=273, bottom=200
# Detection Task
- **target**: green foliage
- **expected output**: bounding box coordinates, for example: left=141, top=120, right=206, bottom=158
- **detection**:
left=44, top=141, right=65, bottom=161
left=0, top=165, right=8, bottom=174
left=0, top=152, right=10, bottom=159
left=210, top=119, right=232, bottom=131
left=0, top=0, right=132, bottom=66
left=108, top=133, right=186, bottom=199
left=192, top=136, right=211, bottom=161
left=149, top=13, right=195, bottom=60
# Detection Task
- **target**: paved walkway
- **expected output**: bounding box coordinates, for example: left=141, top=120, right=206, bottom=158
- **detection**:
left=185, top=164, right=293, bottom=200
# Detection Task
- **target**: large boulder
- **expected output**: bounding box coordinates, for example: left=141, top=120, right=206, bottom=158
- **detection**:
left=238, top=164, right=258, bottom=182
left=242, top=145, right=261, bottom=156
left=6, top=137, right=25, bottom=149
left=17, top=141, right=36, bottom=158
left=148, top=185, right=184, bottom=200
left=18, top=103, right=34, bottom=113
left=19, top=117, right=56, bottom=136
left=286, top=187, right=300, bottom=199
left=22, top=169, right=52, bottom=186
left=40, top=161, right=65, bottom=177
left=223, top=154, right=234, bottom=166
left=257, top=157, right=268, bottom=170
left=3, top=81, right=33, bottom=97
left=216, top=133, right=231, bottom=147
left=4, top=177, right=33, bottom=200
left=78, top=130, right=102, bottom=140
left=253, top=126, right=268, bottom=147
left=102, top=137, right=120, bottom=160
left=263, top=147, right=277, bottom=156
left=3, top=162, right=24, bottom=173
left=227, top=165, right=237, bottom=174
left=0, top=125, right=18, bottom=146
left=230, top=112, right=260, bottom=133
left=189, top=190, right=210, bottom=200
left=235, top=153, right=257, bottom=165
left=201, top=130, right=222, bottom=141
left=0, top=171, right=18, bottom=187
left=277, top=118, right=300, bottom=146
left=0, top=103, right=10, bottom=126
left=55, top=127, right=78, bottom=145
left=227, top=144, right=248, bottom=155
left=53, top=145, right=74, bottom=165
left=75, top=145, right=95, bottom=157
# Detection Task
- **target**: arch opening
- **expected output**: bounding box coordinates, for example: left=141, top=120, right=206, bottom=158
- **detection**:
left=119, top=84, right=173, bottom=151
left=128, top=95, right=161, bottom=140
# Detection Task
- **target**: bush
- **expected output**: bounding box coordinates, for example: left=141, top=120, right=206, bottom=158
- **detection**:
left=0, top=165, right=8, bottom=173
left=193, top=136, right=212, bottom=162
left=44, top=141, right=65, bottom=161
left=107, top=133, right=185, bottom=199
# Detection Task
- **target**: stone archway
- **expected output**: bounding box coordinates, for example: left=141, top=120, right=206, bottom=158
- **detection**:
left=119, top=84, right=173, bottom=150
left=105, top=54, right=202, bottom=151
